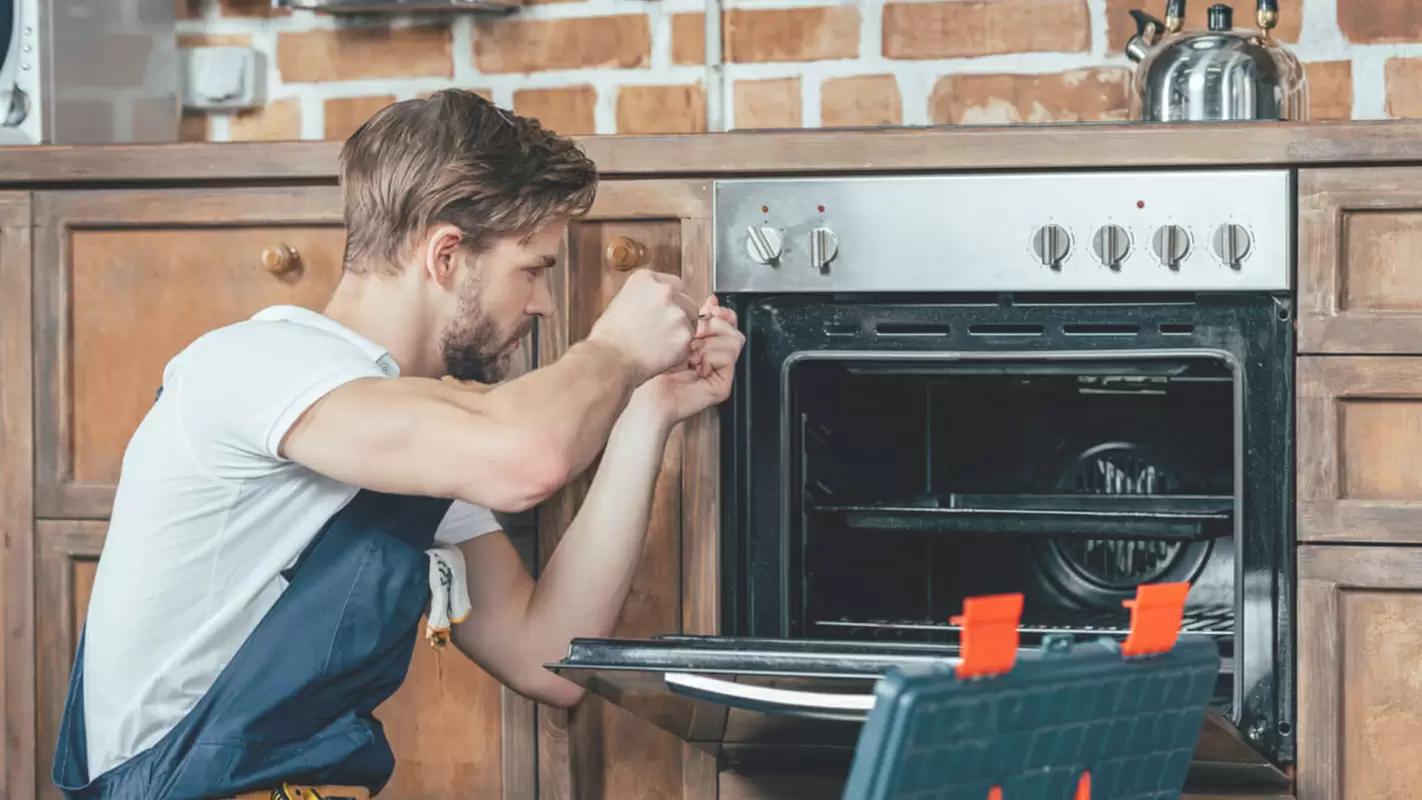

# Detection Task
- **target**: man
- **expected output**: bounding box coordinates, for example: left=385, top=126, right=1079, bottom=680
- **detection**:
left=51, top=90, right=745, bottom=800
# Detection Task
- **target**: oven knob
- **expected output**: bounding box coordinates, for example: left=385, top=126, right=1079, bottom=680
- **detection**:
left=1091, top=224, right=1131, bottom=270
left=1031, top=224, right=1071, bottom=270
left=809, top=227, right=839, bottom=271
left=745, top=226, right=783, bottom=265
left=1151, top=224, right=1191, bottom=270
left=1212, top=223, right=1253, bottom=269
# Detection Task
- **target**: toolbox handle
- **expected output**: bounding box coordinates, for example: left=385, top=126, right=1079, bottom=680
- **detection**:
left=664, top=673, right=877, bottom=722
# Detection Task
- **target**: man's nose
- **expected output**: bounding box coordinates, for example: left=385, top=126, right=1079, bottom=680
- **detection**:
left=528, top=275, right=556, bottom=318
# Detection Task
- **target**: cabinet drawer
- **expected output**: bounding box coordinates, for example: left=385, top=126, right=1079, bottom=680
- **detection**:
left=1298, top=357, right=1422, bottom=544
left=33, top=188, right=347, bottom=518
left=1299, top=167, right=1422, bottom=354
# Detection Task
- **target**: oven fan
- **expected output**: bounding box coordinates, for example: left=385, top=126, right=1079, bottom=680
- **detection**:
left=1032, top=440, right=1213, bottom=611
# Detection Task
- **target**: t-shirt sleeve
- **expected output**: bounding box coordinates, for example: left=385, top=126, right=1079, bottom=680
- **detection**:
left=169, top=320, right=387, bottom=479
left=434, top=501, right=504, bottom=546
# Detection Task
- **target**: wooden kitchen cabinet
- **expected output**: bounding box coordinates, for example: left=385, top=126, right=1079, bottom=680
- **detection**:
left=1298, top=168, right=1422, bottom=355
left=535, top=178, right=719, bottom=800
left=31, top=187, right=349, bottom=520
left=1297, top=357, right=1422, bottom=545
left=1297, top=545, right=1422, bottom=800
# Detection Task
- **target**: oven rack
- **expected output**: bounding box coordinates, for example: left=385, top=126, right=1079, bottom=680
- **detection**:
left=814, top=607, right=1235, bottom=640
left=812, top=493, right=1233, bottom=541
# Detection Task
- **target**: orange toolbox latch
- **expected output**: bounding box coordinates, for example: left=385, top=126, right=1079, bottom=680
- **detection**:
left=1120, top=581, right=1190, bottom=657
left=951, top=593, right=1024, bottom=679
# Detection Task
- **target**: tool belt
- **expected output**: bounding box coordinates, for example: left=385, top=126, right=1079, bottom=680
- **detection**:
left=232, top=785, right=371, bottom=800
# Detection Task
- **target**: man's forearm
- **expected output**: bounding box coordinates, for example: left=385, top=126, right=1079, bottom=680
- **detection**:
left=524, top=392, right=673, bottom=663
left=446, top=339, right=641, bottom=480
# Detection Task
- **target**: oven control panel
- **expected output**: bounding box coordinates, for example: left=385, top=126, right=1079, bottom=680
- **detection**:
left=712, top=171, right=1292, bottom=293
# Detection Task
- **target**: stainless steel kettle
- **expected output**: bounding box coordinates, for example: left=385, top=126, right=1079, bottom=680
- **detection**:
left=1124, top=0, right=1308, bottom=122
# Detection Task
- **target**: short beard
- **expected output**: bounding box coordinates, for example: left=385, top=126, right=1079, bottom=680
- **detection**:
left=439, top=280, right=530, bottom=384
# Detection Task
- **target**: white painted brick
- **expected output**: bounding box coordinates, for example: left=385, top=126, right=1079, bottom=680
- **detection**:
left=181, top=0, right=1419, bottom=139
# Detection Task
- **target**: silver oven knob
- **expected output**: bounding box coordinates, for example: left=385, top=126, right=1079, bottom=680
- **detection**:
left=809, top=227, right=839, bottom=271
left=1091, top=224, right=1130, bottom=270
left=746, top=226, right=783, bottom=265
left=1152, top=224, right=1191, bottom=270
left=1031, top=224, right=1071, bottom=270
left=1212, top=223, right=1253, bottom=269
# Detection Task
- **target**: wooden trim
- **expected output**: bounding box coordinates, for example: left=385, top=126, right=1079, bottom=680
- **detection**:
left=1297, top=357, right=1422, bottom=544
left=501, top=687, right=537, bottom=800
left=679, top=214, right=718, bottom=640
left=588, top=180, right=710, bottom=220
left=0, top=193, right=35, bottom=800
left=1298, top=167, right=1422, bottom=354
left=34, top=520, right=107, bottom=800
left=31, top=188, right=348, bottom=519
left=6, top=121, right=1422, bottom=185
left=1296, top=545, right=1422, bottom=800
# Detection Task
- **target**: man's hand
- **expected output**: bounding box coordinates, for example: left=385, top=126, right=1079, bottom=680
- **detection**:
left=633, top=296, right=744, bottom=425
left=586, top=269, right=701, bottom=384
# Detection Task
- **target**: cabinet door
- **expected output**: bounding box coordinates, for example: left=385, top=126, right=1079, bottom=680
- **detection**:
left=1297, top=357, right=1422, bottom=544
left=1297, top=545, right=1422, bottom=800
left=0, top=193, right=35, bottom=800
left=1298, top=168, right=1422, bottom=354
left=534, top=179, right=718, bottom=800
left=33, top=188, right=349, bottom=519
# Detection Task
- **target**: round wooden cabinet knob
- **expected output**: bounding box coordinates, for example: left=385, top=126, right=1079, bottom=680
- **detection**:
left=261, top=244, right=302, bottom=276
left=605, top=236, right=649, bottom=271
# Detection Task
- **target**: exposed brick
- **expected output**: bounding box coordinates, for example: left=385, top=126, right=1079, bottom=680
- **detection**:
left=930, top=68, right=1131, bottom=125
left=1105, top=0, right=1301, bottom=51
left=1305, top=61, right=1353, bottom=121
left=177, top=33, right=253, bottom=48
left=821, top=75, right=902, bottom=128
left=671, top=13, right=706, bottom=66
left=324, top=95, right=396, bottom=140
left=512, top=86, right=597, bottom=136
left=1385, top=59, right=1422, bottom=118
left=617, top=85, right=707, bottom=134
left=734, top=78, right=801, bottom=130
left=278, top=26, right=452, bottom=83
left=1341, top=0, right=1422, bottom=44
left=726, top=7, right=859, bottom=63
left=884, top=0, right=1088, bottom=60
left=475, top=16, right=650, bottom=74
left=228, top=98, right=302, bottom=142
left=180, top=112, right=209, bottom=142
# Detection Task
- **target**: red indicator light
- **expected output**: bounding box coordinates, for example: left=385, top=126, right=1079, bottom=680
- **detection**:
left=1137, top=200, right=1146, bottom=209
left=761, top=205, right=769, bottom=213
left=818, top=205, right=826, bottom=212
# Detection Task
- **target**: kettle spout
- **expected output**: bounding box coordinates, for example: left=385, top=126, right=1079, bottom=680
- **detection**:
left=1126, top=9, right=1164, bottom=62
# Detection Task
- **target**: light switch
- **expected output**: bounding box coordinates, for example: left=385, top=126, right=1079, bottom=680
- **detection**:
left=180, top=46, right=267, bottom=111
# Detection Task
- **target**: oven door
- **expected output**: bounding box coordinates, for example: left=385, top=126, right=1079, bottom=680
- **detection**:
left=546, top=634, right=1293, bottom=793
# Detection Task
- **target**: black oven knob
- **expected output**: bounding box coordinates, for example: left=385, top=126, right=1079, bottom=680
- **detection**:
left=1212, top=223, right=1253, bottom=269
left=1151, top=224, right=1191, bottom=270
left=745, top=226, right=783, bottom=265
left=1031, top=224, right=1071, bottom=270
left=1091, top=224, right=1131, bottom=270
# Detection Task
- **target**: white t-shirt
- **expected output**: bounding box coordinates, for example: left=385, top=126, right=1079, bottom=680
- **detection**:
left=81, top=305, right=502, bottom=779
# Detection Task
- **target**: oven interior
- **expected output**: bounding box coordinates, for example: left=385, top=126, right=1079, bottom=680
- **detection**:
left=788, top=353, right=1237, bottom=708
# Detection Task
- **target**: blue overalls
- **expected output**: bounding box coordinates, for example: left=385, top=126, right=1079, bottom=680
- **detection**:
left=52, top=486, right=454, bottom=800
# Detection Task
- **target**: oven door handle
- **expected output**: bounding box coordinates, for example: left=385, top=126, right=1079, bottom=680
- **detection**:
left=663, top=672, right=876, bottom=722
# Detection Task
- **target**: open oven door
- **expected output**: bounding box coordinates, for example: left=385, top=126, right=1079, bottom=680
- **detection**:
left=547, top=634, right=1294, bottom=794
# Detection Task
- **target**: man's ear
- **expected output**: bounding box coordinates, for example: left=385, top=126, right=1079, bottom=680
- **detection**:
left=423, top=224, right=465, bottom=287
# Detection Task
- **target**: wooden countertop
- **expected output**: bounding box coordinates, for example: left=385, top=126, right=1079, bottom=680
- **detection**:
left=5, top=118, right=1422, bottom=186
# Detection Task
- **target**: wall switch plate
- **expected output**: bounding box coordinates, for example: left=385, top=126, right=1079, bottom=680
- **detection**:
left=180, top=46, right=267, bottom=111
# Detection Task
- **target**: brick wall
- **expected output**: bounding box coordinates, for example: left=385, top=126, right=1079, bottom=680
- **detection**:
left=178, top=0, right=1422, bottom=142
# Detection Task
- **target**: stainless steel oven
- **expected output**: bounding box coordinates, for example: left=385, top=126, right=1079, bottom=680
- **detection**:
left=549, top=170, right=1296, bottom=794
